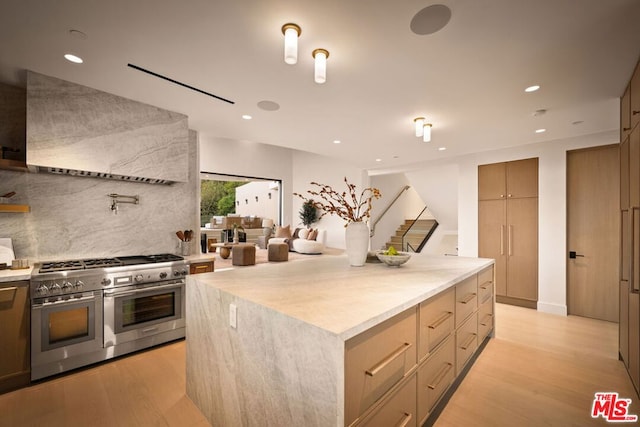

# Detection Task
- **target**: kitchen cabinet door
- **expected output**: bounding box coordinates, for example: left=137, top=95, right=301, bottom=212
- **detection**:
left=621, top=280, right=629, bottom=368
left=506, top=198, right=538, bottom=302
left=622, top=137, right=630, bottom=211
left=478, top=162, right=506, bottom=200
left=478, top=200, right=507, bottom=297
left=0, top=280, right=30, bottom=394
left=506, top=158, right=538, bottom=198
left=631, top=64, right=640, bottom=131
left=629, top=292, right=640, bottom=392
left=631, top=127, right=640, bottom=209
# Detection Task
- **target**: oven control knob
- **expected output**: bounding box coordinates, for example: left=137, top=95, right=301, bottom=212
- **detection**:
left=61, top=281, right=73, bottom=292
left=75, top=280, right=84, bottom=291
left=134, top=274, right=144, bottom=283
left=159, top=272, right=168, bottom=279
left=101, top=278, right=112, bottom=286
left=181, top=269, right=188, bottom=276
left=49, top=282, right=62, bottom=295
left=173, top=270, right=181, bottom=277
left=36, top=284, right=49, bottom=296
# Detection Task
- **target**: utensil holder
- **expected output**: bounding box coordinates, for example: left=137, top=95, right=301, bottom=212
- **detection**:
left=179, top=241, right=192, bottom=256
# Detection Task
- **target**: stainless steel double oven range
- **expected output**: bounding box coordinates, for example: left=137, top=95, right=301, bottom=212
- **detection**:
left=30, top=254, right=189, bottom=380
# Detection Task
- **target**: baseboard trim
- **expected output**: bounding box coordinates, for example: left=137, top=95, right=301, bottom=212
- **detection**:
left=496, top=295, right=537, bottom=309
left=537, top=301, right=567, bottom=316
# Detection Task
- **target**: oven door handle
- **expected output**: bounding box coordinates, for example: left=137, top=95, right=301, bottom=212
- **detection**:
left=32, top=293, right=99, bottom=309
left=103, top=281, right=184, bottom=298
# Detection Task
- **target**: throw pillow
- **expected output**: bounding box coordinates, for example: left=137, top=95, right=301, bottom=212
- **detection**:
left=298, top=228, right=309, bottom=239
left=308, top=229, right=318, bottom=241
left=275, top=225, right=291, bottom=239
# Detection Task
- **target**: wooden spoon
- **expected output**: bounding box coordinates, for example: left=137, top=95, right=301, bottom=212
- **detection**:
left=176, top=231, right=185, bottom=241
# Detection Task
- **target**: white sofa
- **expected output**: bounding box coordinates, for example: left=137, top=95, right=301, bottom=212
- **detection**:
left=270, top=229, right=326, bottom=254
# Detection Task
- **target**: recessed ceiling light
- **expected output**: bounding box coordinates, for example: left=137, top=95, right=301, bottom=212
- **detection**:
left=333, top=140, right=341, bottom=144
left=393, top=155, right=399, bottom=159
left=375, top=158, right=382, bottom=162
left=525, top=85, right=540, bottom=93
left=572, top=120, right=584, bottom=125
left=535, top=128, right=546, bottom=133
left=242, top=115, right=252, bottom=120
left=68, top=29, right=88, bottom=40
left=438, top=147, right=447, bottom=151
left=64, top=53, right=83, bottom=64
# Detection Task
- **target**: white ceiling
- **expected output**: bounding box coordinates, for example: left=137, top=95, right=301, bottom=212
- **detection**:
left=2, top=0, right=640, bottom=173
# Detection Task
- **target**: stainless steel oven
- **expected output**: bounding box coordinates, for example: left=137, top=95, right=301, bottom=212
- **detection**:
left=31, top=289, right=104, bottom=380
left=30, top=254, right=189, bottom=380
left=103, top=280, right=185, bottom=347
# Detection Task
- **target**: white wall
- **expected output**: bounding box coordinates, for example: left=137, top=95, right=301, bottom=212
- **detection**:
left=291, top=150, right=367, bottom=249
left=369, top=173, right=425, bottom=251
left=199, top=136, right=293, bottom=227
left=426, top=129, right=618, bottom=315
left=235, top=181, right=279, bottom=223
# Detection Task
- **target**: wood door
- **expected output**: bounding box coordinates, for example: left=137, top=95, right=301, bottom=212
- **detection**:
left=621, top=85, right=631, bottom=142
left=506, top=158, right=538, bottom=198
left=621, top=137, right=630, bottom=210
left=0, top=281, right=30, bottom=393
left=567, top=145, right=620, bottom=322
left=631, top=127, right=640, bottom=208
left=478, top=200, right=507, bottom=296
left=505, top=197, right=538, bottom=301
left=630, top=292, right=640, bottom=390
left=478, top=163, right=506, bottom=200
left=631, top=64, right=640, bottom=130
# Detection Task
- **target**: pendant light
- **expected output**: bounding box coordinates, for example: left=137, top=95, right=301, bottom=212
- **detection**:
left=414, top=117, right=425, bottom=137
left=423, top=123, right=432, bottom=142
left=281, top=23, right=301, bottom=65
left=312, top=48, right=329, bottom=84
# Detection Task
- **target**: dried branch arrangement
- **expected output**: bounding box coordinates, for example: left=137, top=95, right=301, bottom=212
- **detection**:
left=294, top=177, right=381, bottom=225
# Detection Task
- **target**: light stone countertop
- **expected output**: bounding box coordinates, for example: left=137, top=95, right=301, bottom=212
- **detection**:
left=189, top=253, right=493, bottom=340
left=0, top=266, right=33, bottom=283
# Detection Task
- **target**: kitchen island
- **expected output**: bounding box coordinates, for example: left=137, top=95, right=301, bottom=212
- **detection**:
left=186, top=254, right=494, bottom=427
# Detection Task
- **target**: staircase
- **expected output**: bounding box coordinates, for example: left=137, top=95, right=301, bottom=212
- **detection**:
left=386, top=219, right=438, bottom=252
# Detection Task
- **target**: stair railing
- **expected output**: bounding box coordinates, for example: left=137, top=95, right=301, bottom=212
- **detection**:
left=370, top=185, right=410, bottom=237
left=402, top=207, right=439, bottom=253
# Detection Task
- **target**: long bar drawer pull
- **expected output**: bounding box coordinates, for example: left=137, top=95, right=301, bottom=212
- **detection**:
left=479, top=281, right=492, bottom=290
left=480, top=314, right=493, bottom=326
left=427, top=362, right=453, bottom=390
left=428, top=311, right=453, bottom=329
left=365, top=342, right=412, bottom=377
left=396, top=412, right=413, bottom=427
left=460, top=333, right=477, bottom=351
left=0, top=287, right=18, bottom=293
left=459, top=293, right=476, bottom=304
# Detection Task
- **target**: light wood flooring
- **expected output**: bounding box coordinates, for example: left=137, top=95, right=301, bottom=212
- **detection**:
left=0, top=304, right=636, bottom=426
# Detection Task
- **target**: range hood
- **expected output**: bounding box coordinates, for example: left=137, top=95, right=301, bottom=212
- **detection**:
left=26, top=71, right=189, bottom=185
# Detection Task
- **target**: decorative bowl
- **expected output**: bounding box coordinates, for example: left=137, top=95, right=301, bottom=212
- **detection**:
left=375, top=251, right=411, bottom=267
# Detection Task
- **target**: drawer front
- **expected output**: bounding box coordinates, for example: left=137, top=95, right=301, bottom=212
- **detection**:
left=477, top=266, right=494, bottom=304
left=345, top=308, right=418, bottom=426
left=478, top=299, right=494, bottom=341
left=190, top=261, right=214, bottom=274
left=356, top=375, right=417, bottom=427
left=455, top=275, right=478, bottom=328
left=417, top=335, right=455, bottom=423
left=418, top=287, right=455, bottom=360
left=456, top=314, right=478, bottom=375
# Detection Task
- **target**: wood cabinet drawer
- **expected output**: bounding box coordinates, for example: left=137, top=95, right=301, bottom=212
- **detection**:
left=190, top=260, right=214, bottom=274
left=355, top=375, right=417, bottom=427
left=345, top=307, right=418, bottom=426
left=477, top=266, right=494, bottom=305
left=417, top=335, right=455, bottom=423
left=456, top=314, right=478, bottom=375
left=418, top=287, right=454, bottom=361
left=455, top=275, right=477, bottom=328
left=477, top=299, right=494, bottom=341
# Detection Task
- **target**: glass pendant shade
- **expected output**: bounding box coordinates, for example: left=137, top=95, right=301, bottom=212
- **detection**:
left=282, top=23, right=301, bottom=65
left=423, top=124, right=432, bottom=142
left=414, top=117, right=425, bottom=137
left=313, top=49, right=329, bottom=84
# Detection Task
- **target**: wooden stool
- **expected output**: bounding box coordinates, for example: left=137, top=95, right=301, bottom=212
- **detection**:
left=268, top=242, right=289, bottom=262
left=232, top=244, right=256, bottom=266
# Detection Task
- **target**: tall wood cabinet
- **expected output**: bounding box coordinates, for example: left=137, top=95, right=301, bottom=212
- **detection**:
left=620, top=56, right=640, bottom=396
left=478, top=158, right=538, bottom=308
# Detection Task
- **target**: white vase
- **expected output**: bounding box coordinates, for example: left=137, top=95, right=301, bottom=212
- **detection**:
left=345, top=221, right=370, bottom=267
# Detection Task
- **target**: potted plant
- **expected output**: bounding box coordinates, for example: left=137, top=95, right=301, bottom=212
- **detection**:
left=299, top=199, right=319, bottom=229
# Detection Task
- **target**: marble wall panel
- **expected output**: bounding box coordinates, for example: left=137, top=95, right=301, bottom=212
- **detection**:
left=0, top=130, right=198, bottom=261
left=26, top=71, right=188, bottom=183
